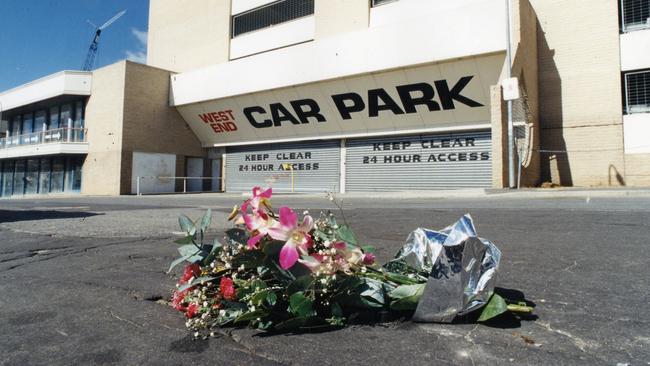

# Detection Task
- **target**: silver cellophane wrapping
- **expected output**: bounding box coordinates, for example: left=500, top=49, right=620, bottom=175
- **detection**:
left=388, top=214, right=501, bottom=323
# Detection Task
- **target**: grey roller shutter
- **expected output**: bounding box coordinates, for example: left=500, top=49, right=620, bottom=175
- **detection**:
left=346, top=130, right=492, bottom=191
left=226, top=140, right=340, bottom=193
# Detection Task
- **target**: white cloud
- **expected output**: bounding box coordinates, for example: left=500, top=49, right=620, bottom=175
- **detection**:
left=125, top=50, right=147, bottom=64
left=125, top=28, right=148, bottom=64
left=132, top=28, right=148, bottom=46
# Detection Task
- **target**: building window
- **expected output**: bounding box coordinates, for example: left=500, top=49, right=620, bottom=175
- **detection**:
left=624, top=70, right=650, bottom=114
left=371, top=0, right=398, bottom=7
left=232, top=0, right=314, bottom=38
left=621, top=0, right=650, bottom=32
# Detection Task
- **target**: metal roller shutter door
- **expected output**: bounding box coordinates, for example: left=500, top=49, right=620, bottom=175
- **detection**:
left=346, top=130, right=492, bottom=191
left=226, top=140, right=340, bottom=193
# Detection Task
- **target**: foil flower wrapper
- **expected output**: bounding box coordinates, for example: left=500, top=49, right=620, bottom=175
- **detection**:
left=386, top=214, right=501, bottom=323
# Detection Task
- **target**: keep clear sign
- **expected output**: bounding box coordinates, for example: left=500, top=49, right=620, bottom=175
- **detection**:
left=225, top=141, right=341, bottom=192
left=345, top=131, right=493, bottom=190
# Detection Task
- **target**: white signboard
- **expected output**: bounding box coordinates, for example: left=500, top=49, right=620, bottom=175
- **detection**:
left=501, top=77, right=520, bottom=101
left=176, top=54, right=504, bottom=147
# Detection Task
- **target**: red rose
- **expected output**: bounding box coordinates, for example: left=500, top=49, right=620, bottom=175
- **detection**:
left=220, top=277, right=236, bottom=301
left=180, top=264, right=201, bottom=284
left=363, top=253, right=376, bottom=265
left=171, top=289, right=188, bottom=311
left=185, top=303, right=199, bottom=318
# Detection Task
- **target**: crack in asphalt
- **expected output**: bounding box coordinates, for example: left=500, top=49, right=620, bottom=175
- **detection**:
left=0, top=238, right=150, bottom=273
left=212, top=328, right=291, bottom=366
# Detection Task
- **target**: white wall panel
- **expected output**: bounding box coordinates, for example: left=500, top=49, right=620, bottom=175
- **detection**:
left=131, top=152, right=176, bottom=194
left=230, top=16, right=315, bottom=59
left=0, top=71, right=92, bottom=112
left=620, top=29, right=650, bottom=71
left=232, top=0, right=277, bottom=15
left=624, top=114, right=650, bottom=154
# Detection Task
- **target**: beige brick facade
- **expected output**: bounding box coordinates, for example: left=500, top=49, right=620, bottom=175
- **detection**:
left=120, top=62, right=206, bottom=194
left=529, top=0, right=626, bottom=187
left=147, top=0, right=231, bottom=72
left=82, top=62, right=127, bottom=196
left=83, top=61, right=205, bottom=195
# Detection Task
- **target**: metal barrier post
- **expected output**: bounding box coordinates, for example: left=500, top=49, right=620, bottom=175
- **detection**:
left=183, top=178, right=187, bottom=193
left=136, top=176, right=141, bottom=196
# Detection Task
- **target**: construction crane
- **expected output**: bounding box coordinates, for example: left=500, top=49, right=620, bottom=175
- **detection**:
left=82, top=10, right=127, bottom=71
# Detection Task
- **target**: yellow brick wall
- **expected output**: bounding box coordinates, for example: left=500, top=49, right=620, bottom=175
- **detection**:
left=82, top=62, right=126, bottom=196
left=315, top=0, right=369, bottom=39
left=625, top=154, right=650, bottom=186
left=120, top=62, right=206, bottom=194
left=147, top=0, right=231, bottom=72
left=529, top=0, right=626, bottom=186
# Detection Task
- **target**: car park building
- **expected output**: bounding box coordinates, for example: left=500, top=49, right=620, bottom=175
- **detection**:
left=0, top=0, right=649, bottom=197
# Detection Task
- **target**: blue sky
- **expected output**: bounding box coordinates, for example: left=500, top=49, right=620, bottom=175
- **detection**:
left=0, top=0, right=150, bottom=91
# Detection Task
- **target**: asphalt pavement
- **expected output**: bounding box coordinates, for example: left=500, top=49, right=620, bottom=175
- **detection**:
left=1, top=191, right=649, bottom=365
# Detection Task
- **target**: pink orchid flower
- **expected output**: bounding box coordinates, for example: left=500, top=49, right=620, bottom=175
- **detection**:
left=268, top=207, right=314, bottom=269
left=243, top=209, right=275, bottom=249
left=249, top=186, right=272, bottom=211
left=240, top=187, right=274, bottom=248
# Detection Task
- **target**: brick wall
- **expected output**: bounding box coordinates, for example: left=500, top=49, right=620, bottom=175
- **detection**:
left=529, top=0, right=626, bottom=187
left=120, top=62, right=206, bottom=194
left=82, top=62, right=126, bottom=195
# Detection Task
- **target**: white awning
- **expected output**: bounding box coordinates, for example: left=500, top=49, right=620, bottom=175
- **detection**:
left=0, top=71, right=92, bottom=113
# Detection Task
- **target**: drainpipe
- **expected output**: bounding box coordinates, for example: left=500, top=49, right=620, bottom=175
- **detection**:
left=505, top=0, right=516, bottom=189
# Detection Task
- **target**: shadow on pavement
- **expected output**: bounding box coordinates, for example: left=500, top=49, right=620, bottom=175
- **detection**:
left=0, top=209, right=102, bottom=223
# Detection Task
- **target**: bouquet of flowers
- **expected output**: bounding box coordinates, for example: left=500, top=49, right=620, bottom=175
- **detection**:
left=168, top=187, right=532, bottom=336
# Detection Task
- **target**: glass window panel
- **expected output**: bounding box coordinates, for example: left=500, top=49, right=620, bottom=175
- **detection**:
left=22, top=113, right=34, bottom=144
left=10, top=116, right=21, bottom=145
left=49, top=106, right=60, bottom=129
left=74, top=101, right=84, bottom=141
left=61, top=104, right=72, bottom=142
left=65, top=157, right=83, bottom=192
left=51, top=157, right=65, bottom=193
left=74, top=101, right=84, bottom=128
left=60, top=104, right=72, bottom=128
left=2, top=161, right=14, bottom=197
left=13, top=160, right=25, bottom=195
left=25, top=159, right=39, bottom=195
left=39, top=158, right=51, bottom=194
left=34, top=110, right=46, bottom=133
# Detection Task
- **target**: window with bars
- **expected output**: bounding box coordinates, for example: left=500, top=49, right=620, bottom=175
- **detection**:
left=231, top=0, right=314, bottom=38
left=621, top=0, right=650, bottom=32
left=372, top=0, right=398, bottom=7
left=624, top=70, right=650, bottom=114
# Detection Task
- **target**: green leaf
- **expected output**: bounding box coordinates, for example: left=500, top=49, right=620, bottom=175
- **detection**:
left=289, top=292, right=315, bottom=318
left=287, top=276, right=312, bottom=295
left=167, top=254, right=192, bottom=274
left=178, top=244, right=200, bottom=258
left=234, top=310, right=268, bottom=324
left=359, top=278, right=387, bottom=308
left=174, top=235, right=194, bottom=245
left=199, top=209, right=212, bottom=234
left=274, top=317, right=308, bottom=330
left=202, top=240, right=223, bottom=265
left=389, top=284, right=425, bottom=311
left=478, top=293, right=509, bottom=322
left=331, top=302, right=343, bottom=318
left=334, top=278, right=387, bottom=309
left=177, top=276, right=216, bottom=292
left=178, top=215, right=196, bottom=236
left=335, top=224, right=358, bottom=245
left=266, top=292, right=277, bottom=306
left=361, top=245, right=376, bottom=254
left=262, top=241, right=285, bottom=256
